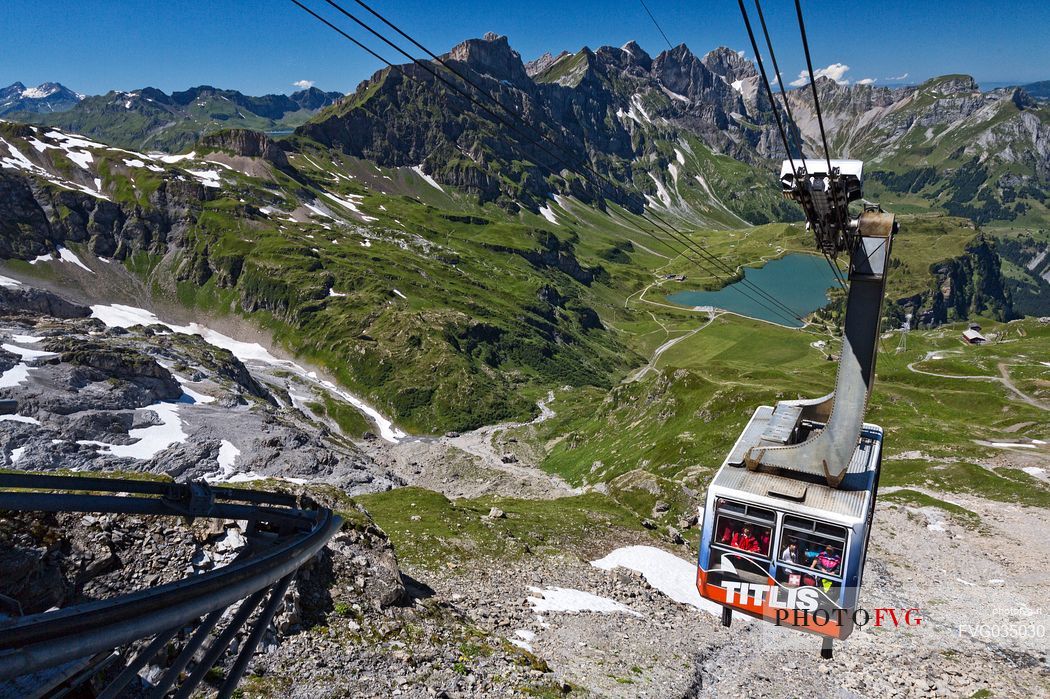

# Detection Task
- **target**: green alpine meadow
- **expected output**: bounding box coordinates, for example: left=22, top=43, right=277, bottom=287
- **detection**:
left=1, top=14, right=1048, bottom=697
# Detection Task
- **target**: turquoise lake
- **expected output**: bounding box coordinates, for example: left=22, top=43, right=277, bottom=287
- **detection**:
left=665, top=253, right=840, bottom=328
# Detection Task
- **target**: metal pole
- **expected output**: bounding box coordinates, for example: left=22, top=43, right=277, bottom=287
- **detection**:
left=216, top=574, right=295, bottom=699
left=170, top=588, right=269, bottom=699
left=96, top=627, right=181, bottom=699
left=147, top=610, right=225, bottom=699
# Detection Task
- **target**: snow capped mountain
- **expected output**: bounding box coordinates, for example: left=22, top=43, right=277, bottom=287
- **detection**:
left=0, top=81, right=82, bottom=116
left=5, top=84, right=345, bottom=152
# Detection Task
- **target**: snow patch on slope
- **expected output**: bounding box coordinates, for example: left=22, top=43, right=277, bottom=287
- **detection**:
left=647, top=172, right=673, bottom=207
left=28, top=246, right=93, bottom=273
left=411, top=165, right=445, bottom=192
left=592, top=546, right=727, bottom=618
left=78, top=402, right=186, bottom=460
left=539, top=204, right=559, bottom=225
left=89, top=304, right=406, bottom=442
left=320, top=191, right=378, bottom=222
left=527, top=587, right=642, bottom=617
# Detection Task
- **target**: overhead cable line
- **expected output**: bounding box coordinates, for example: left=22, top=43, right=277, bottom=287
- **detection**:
left=736, top=0, right=845, bottom=295
left=638, top=0, right=674, bottom=50
left=339, top=0, right=809, bottom=324
left=290, top=0, right=808, bottom=326
left=339, top=0, right=810, bottom=324
left=743, top=0, right=848, bottom=291
left=749, top=0, right=847, bottom=291
left=793, top=0, right=834, bottom=177
left=791, top=0, right=850, bottom=286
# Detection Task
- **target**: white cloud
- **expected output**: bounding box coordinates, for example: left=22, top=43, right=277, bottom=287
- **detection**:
left=292, top=79, right=315, bottom=89
left=789, top=62, right=850, bottom=87
left=886, top=72, right=909, bottom=81
left=736, top=49, right=746, bottom=59
left=856, top=78, right=876, bottom=85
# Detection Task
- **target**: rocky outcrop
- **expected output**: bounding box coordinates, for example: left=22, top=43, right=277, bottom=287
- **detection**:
left=46, top=338, right=183, bottom=401
left=198, top=128, right=289, bottom=168
left=0, top=492, right=566, bottom=696
left=893, top=234, right=1017, bottom=327
left=447, top=33, right=532, bottom=85
left=0, top=300, right=397, bottom=491
left=0, top=286, right=90, bottom=318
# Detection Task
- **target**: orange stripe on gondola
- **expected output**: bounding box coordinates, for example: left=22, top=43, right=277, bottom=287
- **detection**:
left=696, top=567, right=848, bottom=639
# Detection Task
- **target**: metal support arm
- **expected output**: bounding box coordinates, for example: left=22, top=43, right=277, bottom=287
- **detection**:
left=746, top=209, right=895, bottom=486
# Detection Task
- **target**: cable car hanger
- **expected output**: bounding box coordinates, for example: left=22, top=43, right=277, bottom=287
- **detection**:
left=693, top=0, right=899, bottom=661
left=749, top=161, right=895, bottom=489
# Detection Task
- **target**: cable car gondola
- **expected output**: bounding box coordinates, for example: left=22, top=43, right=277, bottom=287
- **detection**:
left=695, top=158, right=896, bottom=658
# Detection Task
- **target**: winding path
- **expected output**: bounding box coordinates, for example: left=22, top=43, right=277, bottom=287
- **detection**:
left=626, top=313, right=721, bottom=383
left=906, top=353, right=1048, bottom=412
left=431, top=392, right=580, bottom=497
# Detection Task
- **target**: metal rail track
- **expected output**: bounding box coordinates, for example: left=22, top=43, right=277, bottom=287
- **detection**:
left=0, top=472, right=343, bottom=698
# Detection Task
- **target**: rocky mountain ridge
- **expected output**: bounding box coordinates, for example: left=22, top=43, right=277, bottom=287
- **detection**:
left=299, top=34, right=1050, bottom=225
left=7, top=35, right=1047, bottom=225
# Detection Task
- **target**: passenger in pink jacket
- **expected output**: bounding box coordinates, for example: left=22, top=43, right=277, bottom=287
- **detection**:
left=811, top=545, right=841, bottom=575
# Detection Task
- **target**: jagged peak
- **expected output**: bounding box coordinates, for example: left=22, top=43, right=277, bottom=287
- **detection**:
left=701, top=46, right=757, bottom=81
left=619, top=41, right=652, bottom=71
left=589, top=40, right=653, bottom=74
left=702, top=46, right=742, bottom=61
left=621, top=41, right=651, bottom=61
left=447, top=34, right=529, bottom=84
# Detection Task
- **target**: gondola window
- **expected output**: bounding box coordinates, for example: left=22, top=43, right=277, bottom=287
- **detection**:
left=775, top=515, right=848, bottom=594
left=713, top=499, right=775, bottom=559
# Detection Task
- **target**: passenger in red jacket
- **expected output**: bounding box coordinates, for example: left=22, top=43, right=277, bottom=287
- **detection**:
left=730, top=526, right=762, bottom=553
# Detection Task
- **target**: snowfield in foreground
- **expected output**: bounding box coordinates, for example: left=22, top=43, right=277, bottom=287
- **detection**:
left=592, top=545, right=729, bottom=618
left=89, top=303, right=405, bottom=442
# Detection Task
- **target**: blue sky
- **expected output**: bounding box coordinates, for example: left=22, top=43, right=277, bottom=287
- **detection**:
left=4, top=0, right=1048, bottom=96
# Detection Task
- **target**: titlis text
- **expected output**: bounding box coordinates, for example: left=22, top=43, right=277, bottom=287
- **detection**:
left=722, top=582, right=922, bottom=629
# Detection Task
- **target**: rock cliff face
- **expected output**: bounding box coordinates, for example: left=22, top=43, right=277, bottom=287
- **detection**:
left=994, top=233, right=1050, bottom=316
left=0, top=164, right=205, bottom=262
left=198, top=128, right=289, bottom=168
left=892, top=235, right=1017, bottom=326
left=0, top=287, right=396, bottom=490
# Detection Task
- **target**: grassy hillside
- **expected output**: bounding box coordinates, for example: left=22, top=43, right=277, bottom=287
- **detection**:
left=0, top=121, right=1027, bottom=437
